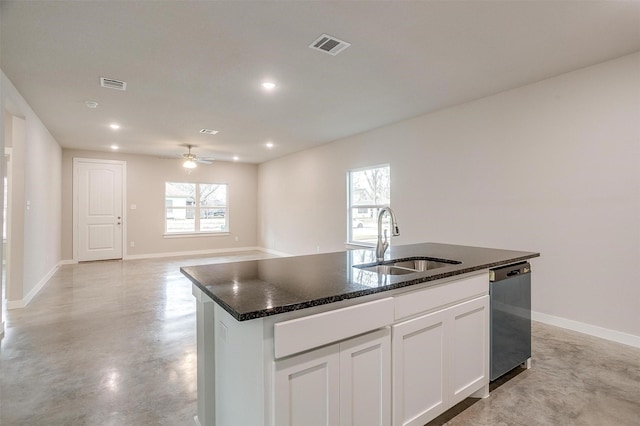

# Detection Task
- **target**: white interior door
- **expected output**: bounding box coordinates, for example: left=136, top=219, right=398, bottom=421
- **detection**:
left=74, top=159, right=124, bottom=261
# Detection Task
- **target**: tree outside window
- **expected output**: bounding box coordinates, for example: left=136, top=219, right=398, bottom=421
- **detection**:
left=165, top=182, right=228, bottom=234
left=348, top=165, right=390, bottom=245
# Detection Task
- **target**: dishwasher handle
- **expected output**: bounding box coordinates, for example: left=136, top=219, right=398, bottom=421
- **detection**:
left=490, top=262, right=531, bottom=282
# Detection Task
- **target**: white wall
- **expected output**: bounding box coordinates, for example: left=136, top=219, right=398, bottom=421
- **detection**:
left=258, top=53, right=640, bottom=339
left=0, top=79, right=5, bottom=335
left=1, top=71, right=62, bottom=306
left=61, top=149, right=259, bottom=260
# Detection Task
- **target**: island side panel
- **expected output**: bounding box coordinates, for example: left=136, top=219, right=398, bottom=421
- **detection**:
left=213, top=303, right=266, bottom=426
left=193, top=284, right=268, bottom=426
left=193, top=285, right=215, bottom=426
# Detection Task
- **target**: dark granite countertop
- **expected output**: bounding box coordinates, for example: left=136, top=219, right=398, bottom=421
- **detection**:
left=180, top=242, right=540, bottom=322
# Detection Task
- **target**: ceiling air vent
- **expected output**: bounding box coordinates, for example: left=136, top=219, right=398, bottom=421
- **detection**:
left=100, top=77, right=127, bottom=91
left=200, top=129, right=219, bottom=135
left=309, top=34, right=351, bottom=56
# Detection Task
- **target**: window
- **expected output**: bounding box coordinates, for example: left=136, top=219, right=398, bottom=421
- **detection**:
left=165, top=182, right=228, bottom=234
left=348, top=165, right=390, bottom=245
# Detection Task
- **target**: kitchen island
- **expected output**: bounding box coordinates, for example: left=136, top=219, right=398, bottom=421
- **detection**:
left=181, top=243, right=539, bottom=426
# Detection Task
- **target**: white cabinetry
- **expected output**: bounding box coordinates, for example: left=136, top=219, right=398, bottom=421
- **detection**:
left=193, top=271, right=489, bottom=426
left=340, top=328, right=391, bottom=426
left=274, top=343, right=341, bottom=426
left=392, top=308, right=447, bottom=426
left=392, top=294, right=489, bottom=426
left=449, top=296, right=489, bottom=406
left=274, top=328, right=391, bottom=426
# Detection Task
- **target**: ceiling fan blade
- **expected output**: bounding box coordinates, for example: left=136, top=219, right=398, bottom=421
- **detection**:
left=196, top=159, right=213, bottom=164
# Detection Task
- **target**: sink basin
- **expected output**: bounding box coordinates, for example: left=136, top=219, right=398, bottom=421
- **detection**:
left=390, top=259, right=457, bottom=271
left=353, top=256, right=461, bottom=275
left=355, top=264, right=420, bottom=275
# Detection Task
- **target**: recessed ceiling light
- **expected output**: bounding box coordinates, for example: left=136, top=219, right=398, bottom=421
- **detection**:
left=266, top=142, right=274, bottom=149
left=110, top=123, right=120, bottom=130
left=85, top=100, right=99, bottom=108
left=261, top=82, right=276, bottom=91
left=110, top=145, right=119, bottom=150
left=233, top=156, right=239, bottom=161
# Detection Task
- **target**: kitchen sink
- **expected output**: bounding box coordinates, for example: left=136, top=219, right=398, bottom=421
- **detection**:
left=355, top=264, right=420, bottom=275
left=353, top=256, right=461, bottom=275
left=390, top=259, right=458, bottom=271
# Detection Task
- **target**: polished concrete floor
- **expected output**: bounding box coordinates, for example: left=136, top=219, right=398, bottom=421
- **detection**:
left=430, top=322, right=640, bottom=426
left=1, top=251, right=639, bottom=425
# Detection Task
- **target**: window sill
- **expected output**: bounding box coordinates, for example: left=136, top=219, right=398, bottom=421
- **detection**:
left=345, top=242, right=375, bottom=250
left=164, top=232, right=230, bottom=239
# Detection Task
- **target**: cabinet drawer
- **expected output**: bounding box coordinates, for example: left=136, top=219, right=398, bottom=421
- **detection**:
left=274, top=297, right=394, bottom=359
left=394, top=273, right=488, bottom=321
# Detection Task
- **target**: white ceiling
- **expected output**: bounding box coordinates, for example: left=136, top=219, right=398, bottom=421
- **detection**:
left=1, top=1, right=639, bottom=163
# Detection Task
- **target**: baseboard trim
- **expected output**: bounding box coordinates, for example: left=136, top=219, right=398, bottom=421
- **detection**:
left=8, top=255, right=638, bottom=351
left=256, top=247, right=294, bottom=257
left=6, top=249, right=282, bottom=310
left=6, top=262, right=61, bottom=310
left=532, top=311, right=640, bottom=349
left=123, top=246, right=268, bottom=261
left=5, top=300, right=23, bottom=309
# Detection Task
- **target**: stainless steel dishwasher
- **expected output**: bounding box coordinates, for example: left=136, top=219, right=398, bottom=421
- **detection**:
left=489, top=262, right=532, bottom=381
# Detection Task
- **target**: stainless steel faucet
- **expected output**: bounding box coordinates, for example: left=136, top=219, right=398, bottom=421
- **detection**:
left=376, top=207, right=400, bottom=261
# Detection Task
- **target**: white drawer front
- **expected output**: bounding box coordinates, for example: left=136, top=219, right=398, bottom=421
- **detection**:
left=394, top=272, right=488, bottom=321
left=274, top=297, right=394, bottom=359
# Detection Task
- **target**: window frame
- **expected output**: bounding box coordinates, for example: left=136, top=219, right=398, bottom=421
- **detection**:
left=347, top=164, right=390, bottom=246
left=164, top=182, right=229, bottom=237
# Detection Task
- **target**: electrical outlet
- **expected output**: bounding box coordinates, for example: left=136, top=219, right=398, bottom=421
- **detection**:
left=130, top=241, right=135, bottom=248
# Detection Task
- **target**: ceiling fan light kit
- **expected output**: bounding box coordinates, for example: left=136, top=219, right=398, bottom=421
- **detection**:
left=181, top=144, right=214, bottom=169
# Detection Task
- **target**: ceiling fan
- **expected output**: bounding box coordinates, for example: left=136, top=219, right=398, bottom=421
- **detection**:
left=180, top=145, right=214, bottom=169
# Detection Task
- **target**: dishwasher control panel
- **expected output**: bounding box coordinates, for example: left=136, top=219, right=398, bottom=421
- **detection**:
left=489, top=262, right=530, bottom=282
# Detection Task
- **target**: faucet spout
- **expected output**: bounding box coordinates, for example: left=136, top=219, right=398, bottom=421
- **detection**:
left=376, top=207, right=400, bottom=261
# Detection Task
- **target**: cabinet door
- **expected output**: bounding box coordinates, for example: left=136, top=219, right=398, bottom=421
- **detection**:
left=448, top=295, right=489, bottom=406
left=340, top=328, right=391, bottom=426
left=392, top=309, right=448, bottom=426
left=274, top=344, right=340, bottom=426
